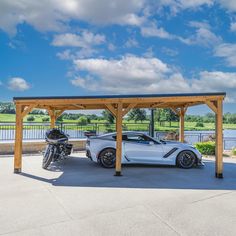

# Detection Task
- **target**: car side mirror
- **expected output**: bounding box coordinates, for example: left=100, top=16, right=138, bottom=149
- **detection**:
left=149, top=141, right=155, bottom=145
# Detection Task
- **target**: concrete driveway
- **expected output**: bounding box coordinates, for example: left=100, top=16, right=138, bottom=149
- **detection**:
left=1, top=152, right=236, bottom=236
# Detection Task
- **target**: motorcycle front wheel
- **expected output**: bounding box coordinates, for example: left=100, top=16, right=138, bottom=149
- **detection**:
left=42, top=145, right=54, bottom=169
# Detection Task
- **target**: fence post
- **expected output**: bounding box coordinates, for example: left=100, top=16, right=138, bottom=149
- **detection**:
left=150, top=109, right=155, bottom=137
left=95, top=123, right=98, bottom=134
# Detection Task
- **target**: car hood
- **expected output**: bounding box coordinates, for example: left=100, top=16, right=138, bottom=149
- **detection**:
left=163, top=140, right=195, bottom=149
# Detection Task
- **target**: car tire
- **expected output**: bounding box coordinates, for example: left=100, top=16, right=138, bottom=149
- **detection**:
left=99, top=148, right=116, bottom=168
left=176, top=150, right=196, bottom=169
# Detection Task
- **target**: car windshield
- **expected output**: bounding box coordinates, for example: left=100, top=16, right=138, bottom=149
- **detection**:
left=112, top=133, right=161, bottom=144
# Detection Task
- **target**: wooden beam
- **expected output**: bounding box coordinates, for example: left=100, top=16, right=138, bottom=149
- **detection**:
left=46, top=108, right=56, bottom=128
left=50, top=113, right=56, bottom=128
left=179, top=107, right=185, bottom=142
left=151, top=102, right=168, bottom=108
left=215, top=99, right=223, bottom=178
left=73, top=104, right=85, bottom=109
left=115, top=103, right=123, bottom=176
left=170, top=107, right=180, bottom=116
left=14, top=104, right=24, bottom=173
left=21, top=104, right=36, bottom=118
left=183, top=105, right=188, bottom=114
left=55, top=109, right=65, bottom=119
left=46, top=107, right=54, bottom=117
left=14, top=95, right=226, bottom=107
left=122, top=103, right=137, bottom=117
left=206, top=100, right=217, bottom=114
left=105, top=104, right=116, bottom=117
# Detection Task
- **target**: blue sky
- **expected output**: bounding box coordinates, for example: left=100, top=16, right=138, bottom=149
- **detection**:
left=0, top=0, right=236, bottom=114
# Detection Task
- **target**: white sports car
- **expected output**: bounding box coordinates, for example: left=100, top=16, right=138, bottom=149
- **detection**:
left=86, top=131, right=203, bottom=169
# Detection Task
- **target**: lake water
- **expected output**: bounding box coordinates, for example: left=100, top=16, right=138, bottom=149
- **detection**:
left=169, top=130, right=236, bottom=150
left=186, top=130, right=236, bottom=137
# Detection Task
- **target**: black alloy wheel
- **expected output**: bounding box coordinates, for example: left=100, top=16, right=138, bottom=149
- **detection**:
left=177, top=151, right=196, bottom=169
left=99, top=148, right=116, bottom=168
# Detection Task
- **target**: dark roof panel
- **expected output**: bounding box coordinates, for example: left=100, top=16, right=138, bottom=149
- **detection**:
left=13, top=92, right=226, bottom=100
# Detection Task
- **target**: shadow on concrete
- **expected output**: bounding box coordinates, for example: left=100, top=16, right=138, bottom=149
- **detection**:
left=20, top=156, right=236, bottom=190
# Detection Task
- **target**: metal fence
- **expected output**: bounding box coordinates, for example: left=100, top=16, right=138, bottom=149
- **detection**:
left=156, top=132, right=236, bottom=150
left=0, top=122, right=236, bottom=150
left=0, top=122, right=151, bottom=140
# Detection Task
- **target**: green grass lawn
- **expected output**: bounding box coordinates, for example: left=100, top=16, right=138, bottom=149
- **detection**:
left=1, top=113, right=236, bottom=131
left=0, top=114, right=49, bottom=122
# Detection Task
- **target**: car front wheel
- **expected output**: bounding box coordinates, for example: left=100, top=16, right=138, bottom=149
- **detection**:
left=99, top=148, right=116, bottom=168
left=177, top=151, right=196, bottom=169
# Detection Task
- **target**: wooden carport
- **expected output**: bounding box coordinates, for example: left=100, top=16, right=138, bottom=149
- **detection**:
left=13, top=92, right=226, bottom=178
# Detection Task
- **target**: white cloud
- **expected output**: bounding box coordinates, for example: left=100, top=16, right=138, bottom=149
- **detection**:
left=74, top=56, right=170, bottom=81
left=108, top=43, right=116, bottom=51
left=230, top=22, right=236, bottom=32
left=52, top=31, right=105, bottom=48
left=179, top=21, right=221, bottom=47
left=178, top=0, right=214, bottom=8
left=53, top=31, right=106, bottom=59
left=71, top=76, right=87, bottom=88
left=158, top=0, right=236, bottom=13
left=0, top=0, right=146, bottom=35
left=193, top=71, right=236, bottom=90
left=143, top=47, right=154, bottom=58
left=156, top=0, right=236, bottom=15
left=7, top=77, right=30, bottom=91
left=125, top=38, right=139, bottom=48
left=158, top=0, right=236, bottom=16
left=117, top=13, right=146, bottom=26
left=57, top=50, right=74, bottom=60
left=192, top=71, right=236, bottom=102
left=219, top=0, right=236, bottom=11
left=2, top=0, right=236, bottom=37
left=188, top=21, right=210, bottom=29
left=72, top=56, right=175, bottom=93
left=71, top=55, right=234, bottom=102
left=158, top=0, right=214, bottom=15
left=161, top=47, right=179, bottom=56
left=141, top=23, right=174, bottom=39
left=214, top=43, right=236, bottom=67
left=56, top=47, right=99, bottom=60
left=140, top=20, right=220, bottom=48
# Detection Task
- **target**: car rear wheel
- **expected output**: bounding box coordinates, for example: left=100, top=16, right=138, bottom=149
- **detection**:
left=177, top=151, right=196, bottom=169
left=99, top=148, right=116, bottom=168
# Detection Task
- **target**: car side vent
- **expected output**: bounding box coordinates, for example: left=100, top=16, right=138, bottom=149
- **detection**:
left=163, top=147, right=178, bottom=158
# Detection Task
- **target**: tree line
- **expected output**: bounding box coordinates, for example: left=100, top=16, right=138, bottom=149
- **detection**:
left=1, top=102, right=236, bottom=124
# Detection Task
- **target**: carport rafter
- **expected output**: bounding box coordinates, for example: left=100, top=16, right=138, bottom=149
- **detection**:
left=13, top=93, right=226, bottom=178
left=206, top=100, right=218, bottom=114
left=21, top=104, right=36, bottom=118
left=46, top=107, right=65, bottom=128
left=105, top=104, right=117, bottom=117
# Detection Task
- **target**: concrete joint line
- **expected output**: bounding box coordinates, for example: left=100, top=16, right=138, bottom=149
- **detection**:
left=191, top=191, right=233, bottom=204
left=144, top=204, right=182, bottom=236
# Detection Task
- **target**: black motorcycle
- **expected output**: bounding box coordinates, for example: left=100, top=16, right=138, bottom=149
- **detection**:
left=42, top=128, right=73, bottom=169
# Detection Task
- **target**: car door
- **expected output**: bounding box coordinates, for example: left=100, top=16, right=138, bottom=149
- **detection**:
left=123, top=134, right=164, bottom=163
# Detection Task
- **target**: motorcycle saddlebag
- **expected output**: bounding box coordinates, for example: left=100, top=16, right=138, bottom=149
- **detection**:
left=65, top=144, right=73, bottom=155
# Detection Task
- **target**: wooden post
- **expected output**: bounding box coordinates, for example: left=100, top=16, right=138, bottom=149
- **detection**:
left=115, top=103, right=123, bottom=176
left=49, top=110, right=56, bottom=128
left=179, top=107, right=185, bottom=142
left=14, top=104, right=23, bottom=173
left=215, top=99, right=223, bottom=178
